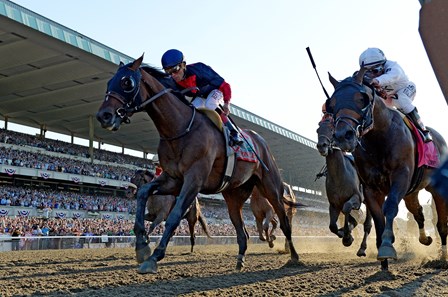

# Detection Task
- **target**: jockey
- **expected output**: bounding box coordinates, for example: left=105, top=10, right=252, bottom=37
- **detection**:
left=152, top=154, right=162, bottom=178
left=360, top=47, right=432, bottom=142
left=161, top=49, right=243, bottom=146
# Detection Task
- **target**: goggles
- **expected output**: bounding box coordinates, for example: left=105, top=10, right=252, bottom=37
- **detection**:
left=369, top=65, right=384, bottom=75
left=164, top=64, right=182, bottom=75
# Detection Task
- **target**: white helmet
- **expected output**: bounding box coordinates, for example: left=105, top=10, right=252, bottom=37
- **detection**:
left=152, top=154, right=159, bottom=164
left=359, top=48, right=386, bottom=67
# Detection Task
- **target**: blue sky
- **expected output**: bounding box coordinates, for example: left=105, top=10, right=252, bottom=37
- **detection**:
left=8, top=0, right=448, bottom=148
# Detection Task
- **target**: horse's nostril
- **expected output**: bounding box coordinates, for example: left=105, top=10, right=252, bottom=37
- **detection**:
left=96, top=111, right=112, bottom=123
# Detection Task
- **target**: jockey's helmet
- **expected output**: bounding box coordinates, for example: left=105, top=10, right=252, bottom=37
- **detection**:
left=161, top=49, right=184, bottom=69
left=359, top=48, right=386, bottom=68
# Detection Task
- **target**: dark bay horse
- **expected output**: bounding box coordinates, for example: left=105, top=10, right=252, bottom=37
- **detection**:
left=96, top=55, right=299, bottom=274
left=127, top=169, right=211, bottom=253
left=327, top=69, right=448, bottom=270
left=316, top=117, right=372, bottom=257
left=251, top=182, right=300, bottom=251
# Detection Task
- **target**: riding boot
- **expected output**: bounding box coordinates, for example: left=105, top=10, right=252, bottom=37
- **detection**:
left=407, top=107, right=432, bottom=142
left=224, top=121, right=244, bottom=146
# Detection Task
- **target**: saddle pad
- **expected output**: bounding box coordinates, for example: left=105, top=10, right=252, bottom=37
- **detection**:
left=231, top=130, right=258, bottom=163
left=404, top=117, right=439, bottom=168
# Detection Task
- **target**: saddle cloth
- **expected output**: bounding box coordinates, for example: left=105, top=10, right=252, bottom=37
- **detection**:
left=231, top=130, right=258, bottom=163
left=196, top=108, right=258, bottom=163
left=404, top=117, right=439, bottom=168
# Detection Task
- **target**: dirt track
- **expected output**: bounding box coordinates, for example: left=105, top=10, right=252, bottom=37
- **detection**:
left=1, top=237, right=448, bottom=297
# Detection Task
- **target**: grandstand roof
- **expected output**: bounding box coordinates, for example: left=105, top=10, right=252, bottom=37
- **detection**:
left=0, top=1, right=325, bottom=191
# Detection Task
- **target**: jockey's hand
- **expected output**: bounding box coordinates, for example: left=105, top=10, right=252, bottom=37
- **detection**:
left=222, top=102, right=230, bottom=115
left=370, top=78, right=380, bottom=88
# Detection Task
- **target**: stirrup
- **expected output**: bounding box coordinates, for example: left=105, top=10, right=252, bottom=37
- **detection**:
left=422, top=131, right=432, bottom=143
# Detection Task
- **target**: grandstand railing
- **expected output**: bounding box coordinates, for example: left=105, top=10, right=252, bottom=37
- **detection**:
left=0, top=235, right=268, bottom=252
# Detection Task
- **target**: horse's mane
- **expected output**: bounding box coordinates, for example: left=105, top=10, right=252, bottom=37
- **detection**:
left=139, top=64, right=180, bottom=91
left=141, top=64, right=169, bottom=80
left=139, top=64, right=191, bottom=106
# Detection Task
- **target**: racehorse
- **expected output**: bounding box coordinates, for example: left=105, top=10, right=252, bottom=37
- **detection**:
left=96, top=55, right=299, bottom=274
left=316, top=116, right=373, bottom=258
left=327, top=68, right=448, bottom=270
left=250, top=182, right=300, bottom=251
left=127, top=169, right=211, bottom=253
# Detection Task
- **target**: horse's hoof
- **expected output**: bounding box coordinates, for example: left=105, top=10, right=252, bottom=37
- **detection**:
left=137, top=258, right=158, bottom=274
left=343, top=235, right=354, bottom=247
left=337, top=230, right=344, bottom=238
left=419, top=235, right=433, bottom=246
left=378, top=244, right=397, bottom=260
left=268, top=241, right=274, bottom=248
left=356, top=249, right=366, bottom=257
left=287, top=257, right=299, bottom=266
left=136, top=245, right=152, bottom=264
left=236, top=254, right=245, bottom=271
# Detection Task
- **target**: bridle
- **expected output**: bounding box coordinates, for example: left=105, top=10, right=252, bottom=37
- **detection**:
left=103, top=67, right=197, bottom=141
left=332, top=79, right=375, bottom=143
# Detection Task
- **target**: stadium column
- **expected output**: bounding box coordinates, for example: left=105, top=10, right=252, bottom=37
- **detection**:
left=89, top=115, right=94, bottom=163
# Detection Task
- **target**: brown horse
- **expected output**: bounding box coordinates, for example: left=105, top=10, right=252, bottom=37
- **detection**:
left=316, top=116, right=372, bottom=257
left=127, top=169, right=211, bottom=253
left=96, top=55, right=299, bottom=274
left=327, top=69, right=448, bottom=270
left=251, top=182, right=299, bottom=251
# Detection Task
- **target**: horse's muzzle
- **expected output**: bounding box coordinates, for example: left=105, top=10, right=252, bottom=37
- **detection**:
left=96, top=111, right=120, bottom=131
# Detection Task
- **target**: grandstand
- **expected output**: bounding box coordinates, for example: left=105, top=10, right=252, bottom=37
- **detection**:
left=0, top=0, right=332, bottom=248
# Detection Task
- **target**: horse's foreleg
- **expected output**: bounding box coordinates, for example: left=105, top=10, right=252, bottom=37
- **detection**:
left=357, top=206, right=372, bottom=257
left=364, top=189, right=389, bottom=268
left=378, top=191, right=400, bottom=261
left=138, top=191, right=197, bottom=274
left=134, top=184, right=152, bottom=264
left=328, top=206, right=342, bottom=238
left=342, top=214, right=355, bottom=247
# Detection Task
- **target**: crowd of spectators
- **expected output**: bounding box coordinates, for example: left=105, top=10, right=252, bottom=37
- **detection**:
left=0, top=185, right=135, bottom=213
left=0, top=127, right=332, bottom=251
left=0, top=146, right=136, bottom=182
left=0, top=129, right=152, bottom=168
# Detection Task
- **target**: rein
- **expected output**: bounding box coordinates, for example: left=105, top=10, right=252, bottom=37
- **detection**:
left=139, top=72, right=197, bottom=141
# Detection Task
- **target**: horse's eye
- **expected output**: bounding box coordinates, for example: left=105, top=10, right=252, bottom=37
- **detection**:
left=120, top=76, right=136, bottom=93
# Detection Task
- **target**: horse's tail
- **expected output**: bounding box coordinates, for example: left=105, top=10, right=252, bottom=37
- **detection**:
left=282, top=197, right=307, bottom=209
left=198, top=212, right=213, bottom=238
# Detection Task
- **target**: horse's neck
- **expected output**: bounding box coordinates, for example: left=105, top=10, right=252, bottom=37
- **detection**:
left=366, top=97, right=394, bottom=139
left=144, top=75, right=194, bottom=139
left=326, top=150, right=350, bottom=178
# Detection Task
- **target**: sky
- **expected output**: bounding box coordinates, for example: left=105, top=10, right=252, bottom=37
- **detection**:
left=6, top=0, right=448, bottom=152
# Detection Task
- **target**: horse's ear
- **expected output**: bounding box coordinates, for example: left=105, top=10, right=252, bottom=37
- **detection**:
left=355, top=67, right=368, bottom=84
left=328, top=72, right=339, bottom=88
left=130, top=54, right=144, bottom=71
left=119, top=61, right=124, bottom=67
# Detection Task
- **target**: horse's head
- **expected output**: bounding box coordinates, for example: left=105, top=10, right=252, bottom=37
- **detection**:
left=96, top=55, right=145, bottom=131
left=126, top=169, right=155, bottom=198
left=327, top=69, right=375, bottom=152
left=316, top=116, right=335, bottom=157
